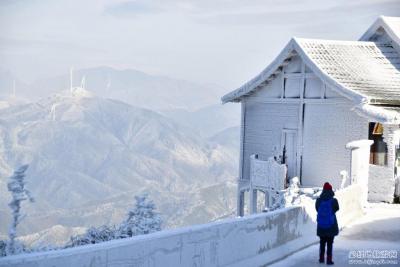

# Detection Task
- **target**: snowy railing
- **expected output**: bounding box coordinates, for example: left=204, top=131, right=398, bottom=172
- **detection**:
left=0, top=207, right=316, bottom=267
left=248, top=155, right=287, bottom=213
left=0, top=183, right=365, bottom=267
left=249, top=155, right=286, bottom=190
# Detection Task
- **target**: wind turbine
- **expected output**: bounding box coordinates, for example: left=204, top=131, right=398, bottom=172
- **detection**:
left=81, top=75, right=86, bottom=89
left=12, top=80, right=16, bottom=97
left=70, top=67, right=74, bottom=92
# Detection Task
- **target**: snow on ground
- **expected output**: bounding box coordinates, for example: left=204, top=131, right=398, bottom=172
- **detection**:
left=270, top=203, right=400, bottom=267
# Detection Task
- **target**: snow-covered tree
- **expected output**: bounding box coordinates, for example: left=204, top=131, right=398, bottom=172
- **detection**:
left=65, top=225, right=117, bottom=248
left=6, top=165, right=34, bottom=255
left=118, top=193, right=162, bottom=238
left=65, top=194, right=162, bottom=248
left=0, top=240, right=6, bottom=257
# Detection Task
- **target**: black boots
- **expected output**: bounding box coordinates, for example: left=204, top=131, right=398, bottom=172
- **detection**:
left=319, top=254, right=334, bottom=264
left=319, top=253, right=324, bottom=263
left=326, top=255, right=334, bottom=265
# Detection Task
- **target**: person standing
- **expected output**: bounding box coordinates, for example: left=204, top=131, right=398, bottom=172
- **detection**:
left=315, top=182, right=339, bottom=265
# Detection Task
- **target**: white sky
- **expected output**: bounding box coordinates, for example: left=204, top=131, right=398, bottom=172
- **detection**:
left=1, top=0, right=400, bottom=89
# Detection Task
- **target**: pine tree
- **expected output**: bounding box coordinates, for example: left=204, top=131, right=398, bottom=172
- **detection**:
left=6, top=165, right=34, bottom=255
left=118, top=193, right=162, bottom=238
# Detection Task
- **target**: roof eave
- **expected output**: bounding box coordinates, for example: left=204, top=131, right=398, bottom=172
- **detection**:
left=354, top=103, right=400, bottom=124
left=221, top=39, right=297, bottom=104
left=360, top=16, right=400, bottom=46
left=368, top=99, right=400, bottom=106
left=360, top=16, right=385, bottom=41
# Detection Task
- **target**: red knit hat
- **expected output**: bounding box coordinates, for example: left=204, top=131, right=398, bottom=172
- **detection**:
left=323, top=182, right=332, bottom=191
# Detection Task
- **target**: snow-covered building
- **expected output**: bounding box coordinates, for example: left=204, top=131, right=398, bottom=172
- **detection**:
left=222, top=16, right=400, bottom=215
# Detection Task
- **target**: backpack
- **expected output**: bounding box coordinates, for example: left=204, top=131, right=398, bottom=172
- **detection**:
left=317, top=199, right=335, bottom=229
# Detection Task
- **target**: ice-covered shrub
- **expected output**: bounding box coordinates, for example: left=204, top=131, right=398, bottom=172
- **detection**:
left=0, top=239, right=28, bottom=257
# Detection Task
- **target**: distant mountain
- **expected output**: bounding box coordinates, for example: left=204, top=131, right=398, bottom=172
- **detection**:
left=26, top=66, right=226, bottom=111
left=163, top=104, right=240, bottom=138
left=0, top=90, right=238, bottom=245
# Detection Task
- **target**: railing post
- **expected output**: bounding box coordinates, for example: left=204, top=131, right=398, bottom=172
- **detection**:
left=237, top=190, right=245, bottom=217
left=264, top=191, right=269, bottom=210
left=249, top=187, right=257, bottom=214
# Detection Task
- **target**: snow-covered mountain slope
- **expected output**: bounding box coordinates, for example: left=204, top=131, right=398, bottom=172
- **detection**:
left=209, top=126, right=240, bottom=150
left=18, top=225, right=86, bottom=248
left=0, top=91, right=238, bottom=245
left=26, top=67, right=225, bottom=111
left=0, top=96, right=29, bottom=111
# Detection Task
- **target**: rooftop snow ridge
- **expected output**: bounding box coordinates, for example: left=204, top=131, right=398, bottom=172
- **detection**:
left=222, top=35, right=400, bottom=105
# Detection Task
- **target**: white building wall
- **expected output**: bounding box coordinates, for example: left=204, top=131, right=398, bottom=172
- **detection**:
left=250, top=73, right=283, bottom=98
left=241, top=99, right=299, bottom=181
left=302, top=99, right=369, bottom=189
left=369, top=165, right=394, bottom=202
left=241, top=81, right=369, bottom=189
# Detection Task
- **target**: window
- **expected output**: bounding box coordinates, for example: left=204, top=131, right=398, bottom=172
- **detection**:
left=284, top=77, right=301, bottom=98
left=369, top=122, right=388, bottom=166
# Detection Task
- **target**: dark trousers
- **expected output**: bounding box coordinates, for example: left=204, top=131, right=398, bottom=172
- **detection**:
left=319, top=236, right=334, bottom=256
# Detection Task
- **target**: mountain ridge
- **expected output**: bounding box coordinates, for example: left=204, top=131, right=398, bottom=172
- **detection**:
left=0, top=91, right=238, bottom=246
left=1, top=66, right=227, bottom=111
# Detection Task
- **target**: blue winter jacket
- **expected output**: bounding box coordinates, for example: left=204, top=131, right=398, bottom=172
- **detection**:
left=315, top=189, right=339, bottom=237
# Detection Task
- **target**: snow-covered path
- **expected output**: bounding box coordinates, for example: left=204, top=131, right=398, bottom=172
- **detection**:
left=270, top=203, right=400, bottom=267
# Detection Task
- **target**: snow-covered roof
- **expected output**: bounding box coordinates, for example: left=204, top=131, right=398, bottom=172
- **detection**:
left=297, top=39, right=400, bottom=104
left=222, top=16, right=400, bottom=106
left=360, top=16, right=400, bottom=47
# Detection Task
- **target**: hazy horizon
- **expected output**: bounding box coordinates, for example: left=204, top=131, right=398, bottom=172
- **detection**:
left=1, top=0, right=400, bottom=90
